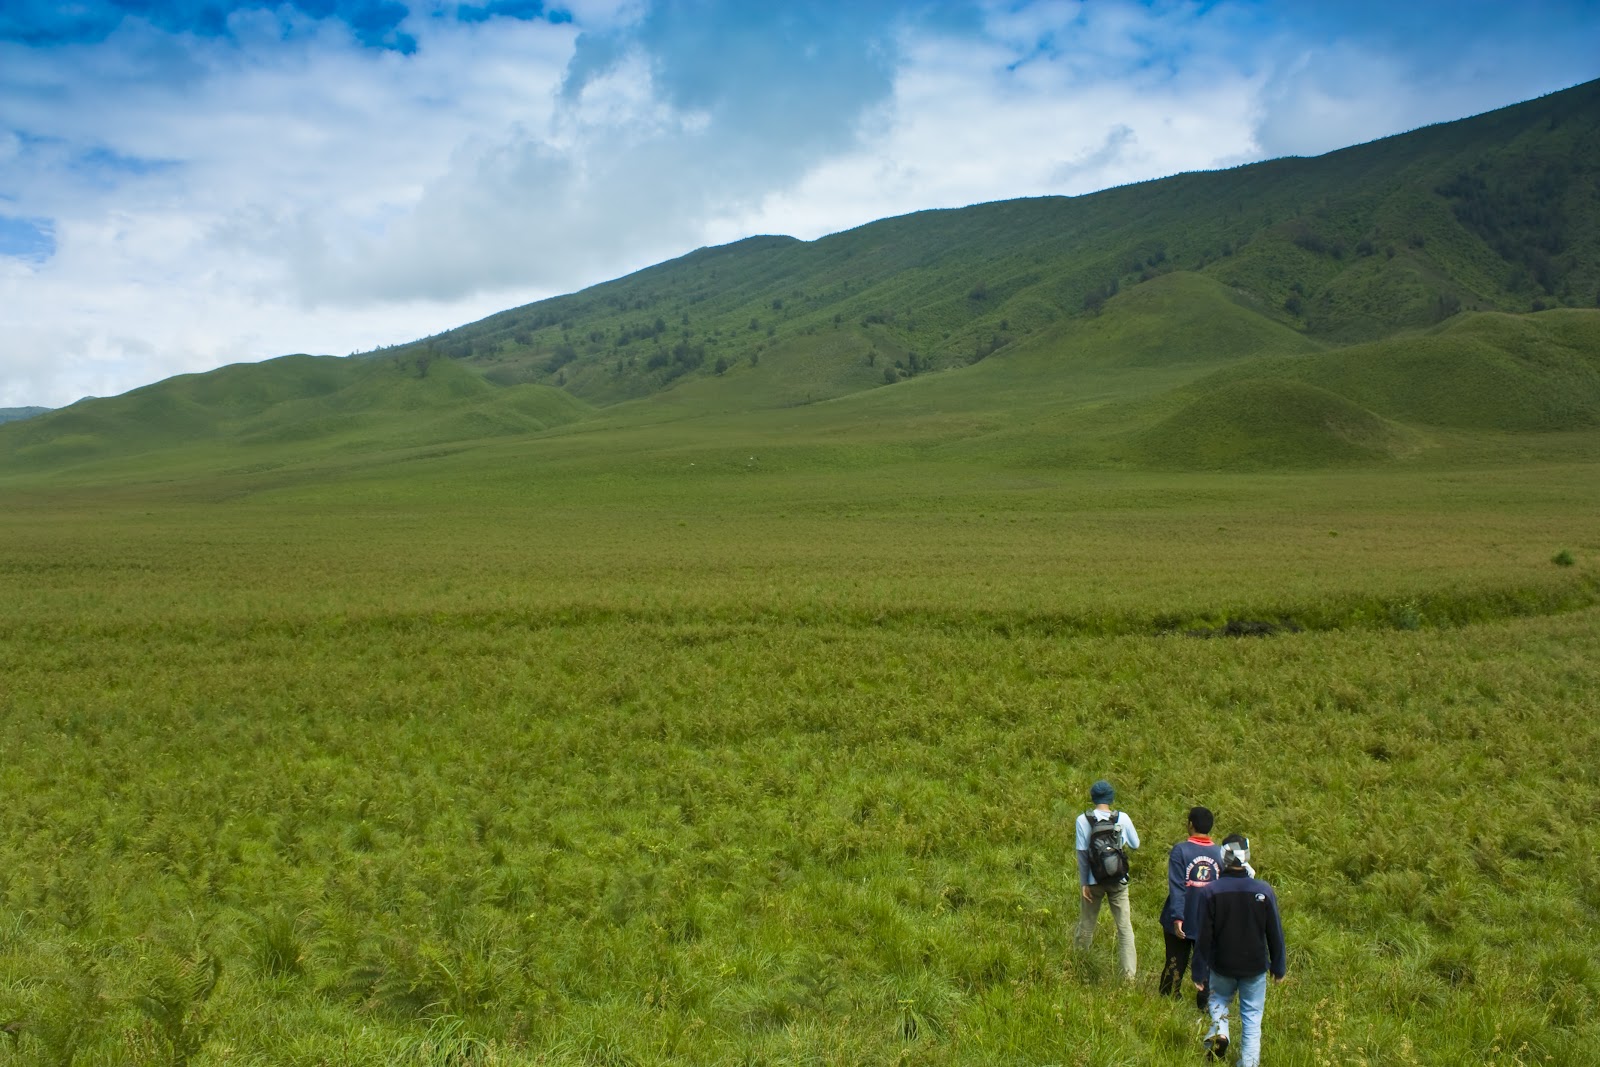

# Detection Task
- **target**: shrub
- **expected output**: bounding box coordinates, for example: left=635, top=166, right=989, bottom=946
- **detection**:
left=1389, top=598, right=1424, bottom=630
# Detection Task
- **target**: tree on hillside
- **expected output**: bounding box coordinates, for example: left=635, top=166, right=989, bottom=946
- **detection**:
left=1083, top=278, right=1119, bottom=316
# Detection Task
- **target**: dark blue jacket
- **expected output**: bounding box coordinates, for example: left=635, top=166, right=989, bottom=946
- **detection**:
left=1160, top=836, right=1223, bottom=935
left=1191, top=870, right=1286, bottom=983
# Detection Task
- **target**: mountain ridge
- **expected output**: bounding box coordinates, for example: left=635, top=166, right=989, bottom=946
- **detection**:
left=4, top=77, right=1599, bottom=482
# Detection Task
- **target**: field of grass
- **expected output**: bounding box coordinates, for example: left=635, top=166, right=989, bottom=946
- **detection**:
left=3, top=448, right=1599, bottom=1065
left=2, top=77, right=1598, bottom=1067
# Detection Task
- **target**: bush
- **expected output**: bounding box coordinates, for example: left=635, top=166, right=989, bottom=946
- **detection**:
left=1552, top=549, right=1576, bottom=567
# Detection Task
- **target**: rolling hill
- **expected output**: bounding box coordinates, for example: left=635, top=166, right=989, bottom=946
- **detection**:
left=3, top=77, right=1600, bottom=483
left=0, top=354, right=588, bottom=471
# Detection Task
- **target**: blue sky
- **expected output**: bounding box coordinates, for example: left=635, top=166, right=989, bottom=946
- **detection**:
left=1, top=0, right=1597, bottom=407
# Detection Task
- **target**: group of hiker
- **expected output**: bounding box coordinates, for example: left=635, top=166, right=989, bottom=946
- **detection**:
left=1074, top=779, right=1287, bottom=1066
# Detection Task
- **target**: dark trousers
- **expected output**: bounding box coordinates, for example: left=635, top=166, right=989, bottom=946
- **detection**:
left=1160, top=926, right=1209, bottom=1011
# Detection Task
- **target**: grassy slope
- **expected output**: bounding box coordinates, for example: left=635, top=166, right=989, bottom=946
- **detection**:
left=404, top=77, right=1599, bottom=405
left=1133, top=378, right=1423, bottom=469
left=1214, top=309, right=1600, bottom=432
left=3, top=83, right=1598, bottom=487
left=0, top=353, right=590, bottom=480
left=7, top=286, right=1600, bottom=490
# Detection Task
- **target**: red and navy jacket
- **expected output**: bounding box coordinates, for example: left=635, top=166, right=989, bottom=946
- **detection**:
left=1190, top=870, right=1286, bottom=983
left=1160, top=835, right=1222, bottom=936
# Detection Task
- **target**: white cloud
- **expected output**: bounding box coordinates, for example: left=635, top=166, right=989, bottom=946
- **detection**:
left=710, top=5, right=1265, bottom=243
left=1253, top=43, right=1482, bottom=158
left=281, top=45, right=732, bottom=304
left=0, top=14, right=584, bottom=406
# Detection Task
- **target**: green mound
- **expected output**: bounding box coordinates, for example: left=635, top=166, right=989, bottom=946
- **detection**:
left=1135, top=378, right=1419, bottom=469
left=1, top=352, right=591, bottom=474
left=0, top=406, right=50, bottom=425
left=1047, top=271, right=1322, bottom=368
left=162, top=354, right=355, bottom=412
left=1216, top=310, right=1600, bottom=432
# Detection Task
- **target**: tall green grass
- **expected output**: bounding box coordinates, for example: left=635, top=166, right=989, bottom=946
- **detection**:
left=1, top=457, right=1597, bottom=1063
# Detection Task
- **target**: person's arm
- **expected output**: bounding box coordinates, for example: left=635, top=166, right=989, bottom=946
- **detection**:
left=1166, top=846, right=1186, bottom=934
left=1074, top=814, right=1093, bottom=889
left=1121, top=814, right=1140, bottom=850
left=1265, top=885, right=1287, bottom=979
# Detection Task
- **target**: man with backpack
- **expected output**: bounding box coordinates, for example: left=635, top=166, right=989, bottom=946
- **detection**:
left=1159, top=806, right=1223, bottom=1008
left=1191, top=835, right=1287, bottom=1066
left=1074, top=779, right=1141, bottom=980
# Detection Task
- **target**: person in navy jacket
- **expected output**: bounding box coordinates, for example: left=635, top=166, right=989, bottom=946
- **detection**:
left=1191, top=834, right=1286, bottom=1066
left=1159, top=806, right=1223, bottom=1008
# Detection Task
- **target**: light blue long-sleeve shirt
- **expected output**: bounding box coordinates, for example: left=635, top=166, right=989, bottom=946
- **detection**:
left=1075, top=808, right=1140, bottom=885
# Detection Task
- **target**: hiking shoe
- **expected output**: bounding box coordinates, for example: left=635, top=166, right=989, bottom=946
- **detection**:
left=1204, top=1033, right=1229, bottom=1061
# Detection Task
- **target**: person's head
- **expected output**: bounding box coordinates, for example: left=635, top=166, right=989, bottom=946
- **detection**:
left=1187, top=806, right=1214, bottom=836
left=1089, top=779, right=1115, bottom=806
left=1220, top=833, right=1250, bottom=871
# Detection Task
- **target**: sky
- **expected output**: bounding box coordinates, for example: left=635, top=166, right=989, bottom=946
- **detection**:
left=2, top=1, right=1598, bottom=408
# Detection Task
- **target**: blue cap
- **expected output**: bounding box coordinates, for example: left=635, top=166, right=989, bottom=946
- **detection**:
left=1090, top=779, right=1115, bottom=804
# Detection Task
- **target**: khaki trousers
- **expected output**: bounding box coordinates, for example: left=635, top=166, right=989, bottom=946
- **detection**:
left=1075, top=882, right=1136, bottom=980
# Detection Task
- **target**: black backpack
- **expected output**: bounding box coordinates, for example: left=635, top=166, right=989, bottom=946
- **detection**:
left=1086, top=810, right=1130, bottom=883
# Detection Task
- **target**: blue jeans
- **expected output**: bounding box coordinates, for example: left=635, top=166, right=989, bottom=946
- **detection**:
left=1206, top=971, right=1268, bottom=1067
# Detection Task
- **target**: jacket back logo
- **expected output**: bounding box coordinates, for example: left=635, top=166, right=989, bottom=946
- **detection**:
left=1184, top=855, right=1220, bottom=888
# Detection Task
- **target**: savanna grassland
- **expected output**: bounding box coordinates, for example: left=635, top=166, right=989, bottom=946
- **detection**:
left=5, top=75, right=1600, bottom=1067
left=3, top=450, right=1599, bottom=1066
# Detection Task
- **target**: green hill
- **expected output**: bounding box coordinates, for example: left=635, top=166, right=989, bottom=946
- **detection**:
left=3, top=79, right=1600, bottom=482
left=1133, top=378, right=1421, bottom=469
left=391, top=77, right=1599, bottom=406
left=1, top=353, right=589, bottom=474
left=1205, top=309, right=1600, bottom=433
